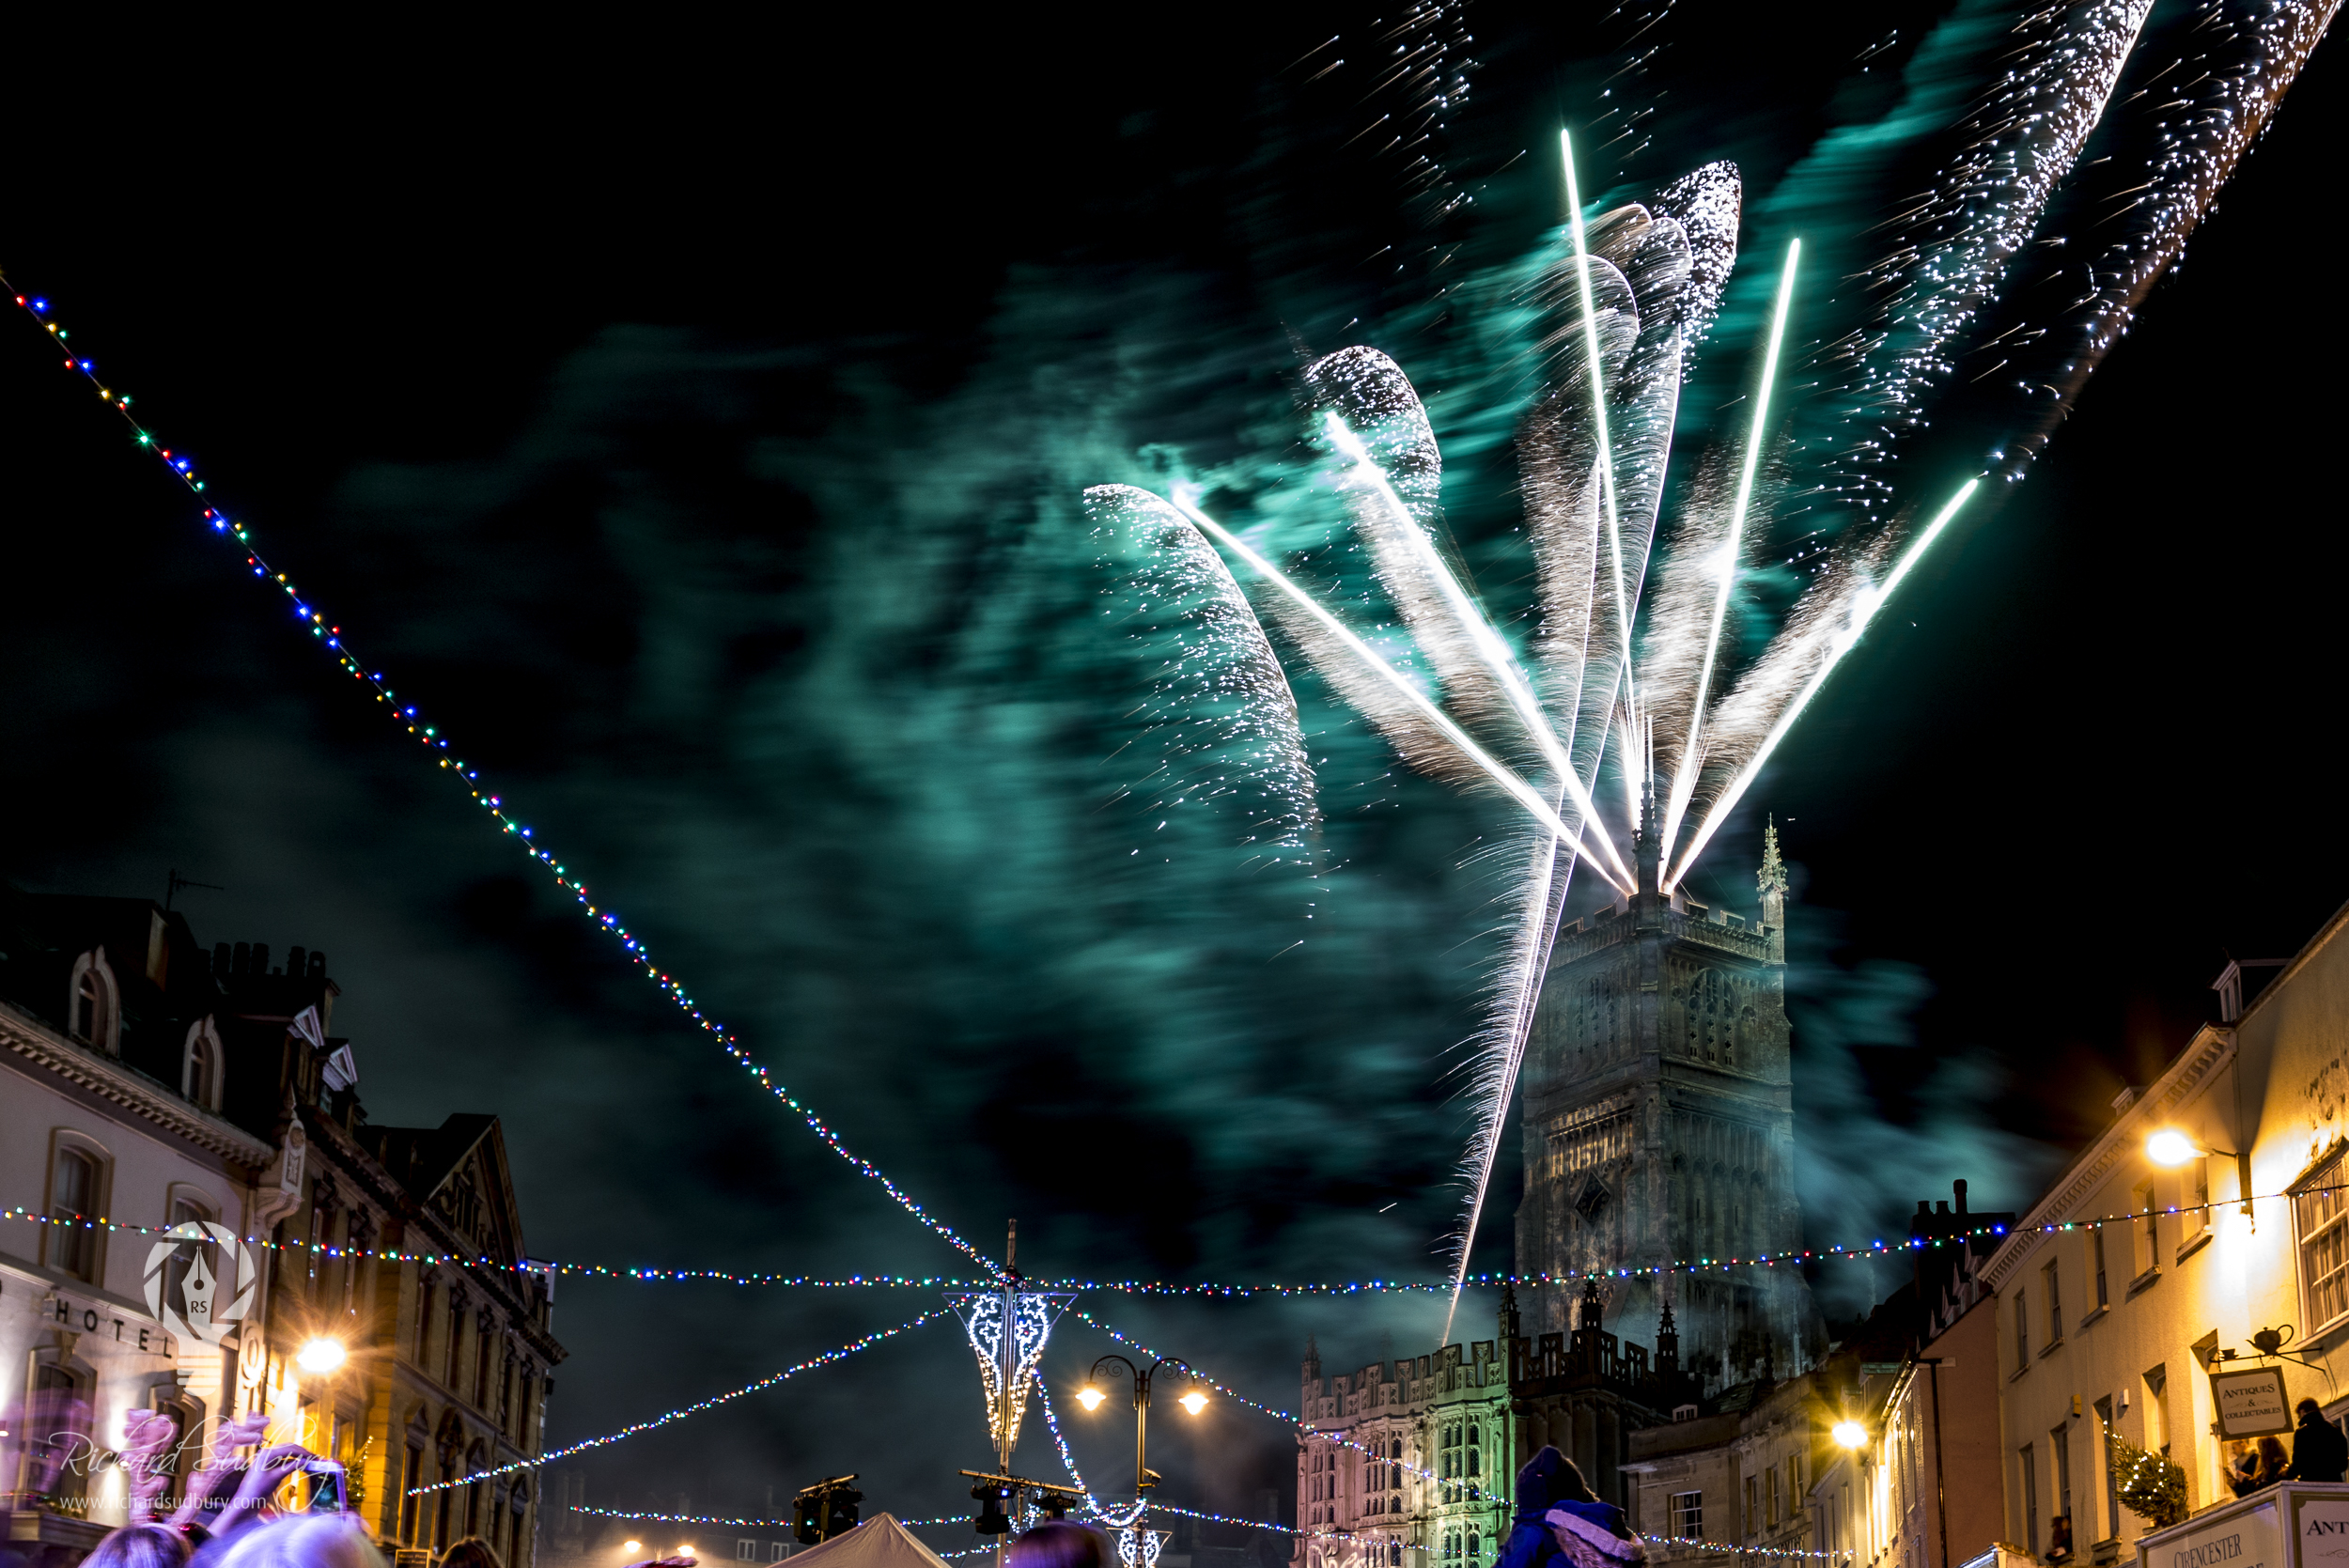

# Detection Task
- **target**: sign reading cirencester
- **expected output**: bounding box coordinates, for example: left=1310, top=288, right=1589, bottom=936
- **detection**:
left=2214, top=1366, right=2295, bottom=1439
left=2147, top=1493, right=2278, bottom=1568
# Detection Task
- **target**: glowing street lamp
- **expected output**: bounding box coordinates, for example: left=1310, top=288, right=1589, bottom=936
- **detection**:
left=623, top=1544, right=644, bottom=1556
left=1831, top=1421, right=1867, bottom=1451
left=296, top=1338, right=346, bottom=1374
left=1080, top=1354, right=1209, bottom=1558
left=2145, top=1128, right=2255, bottom=1226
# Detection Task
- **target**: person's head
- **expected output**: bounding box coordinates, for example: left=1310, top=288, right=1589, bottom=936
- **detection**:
left=2301, top=1400, right=2324, bottom=1422
left=2260, top=1436, right=2291, bottom=1467
left=1004, top=1523, right=1106, bottom=1568
left=214, top=1515, right=387, bottom=1568
left=440, top=1541, right=505, bottom=1568
left=84, top=1526, right=190, bottom=1568
left=1518, top=1447, right=1597, bottom=1514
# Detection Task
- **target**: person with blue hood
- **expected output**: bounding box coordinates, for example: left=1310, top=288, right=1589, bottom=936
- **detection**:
left=1497, top=1447, right=1647, bottom=1568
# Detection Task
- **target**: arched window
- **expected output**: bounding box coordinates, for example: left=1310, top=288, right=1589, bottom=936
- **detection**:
left=68, top=948, right=120, bottom=1053
left=1468, top=1533, right=1481, bottom=1561
left=183, top=1017, right=225, bottom=1110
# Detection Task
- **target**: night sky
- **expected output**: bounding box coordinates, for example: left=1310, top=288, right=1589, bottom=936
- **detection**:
left=2, top=2, right=2343, bottom=1544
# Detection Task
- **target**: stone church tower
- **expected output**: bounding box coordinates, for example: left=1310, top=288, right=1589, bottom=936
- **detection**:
left=1515, top=808, right=1812, bottom=1388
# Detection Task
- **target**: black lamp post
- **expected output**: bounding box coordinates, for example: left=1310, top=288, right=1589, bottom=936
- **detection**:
left=1078, top=1354, right=1210, bottom=1557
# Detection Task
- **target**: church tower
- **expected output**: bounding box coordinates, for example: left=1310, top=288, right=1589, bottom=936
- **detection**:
left=1515, top=812, right=1811, bottom=1387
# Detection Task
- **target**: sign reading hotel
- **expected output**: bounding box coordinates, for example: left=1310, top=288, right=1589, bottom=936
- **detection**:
left=2214, top=1366, right=2295, bottom=1439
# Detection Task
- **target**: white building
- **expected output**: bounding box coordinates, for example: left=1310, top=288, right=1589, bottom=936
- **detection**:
left=2, top=899, right=279, bottom=1566
left=1980, top=904, right=2349, bottom=1565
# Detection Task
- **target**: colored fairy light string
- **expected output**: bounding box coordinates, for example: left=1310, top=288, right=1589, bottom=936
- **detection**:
left=404, top=1310, right=947, bottom=1494
left=1638, top=1537, right=1848, bottom=1562
left=566, top=1508, right=974, bottom=1530
left=0, top=277, right=996, bottom=1280
left=0, top=1192, right=2281, bottom=1297
left=569, top=1508, right=791, bottom=1529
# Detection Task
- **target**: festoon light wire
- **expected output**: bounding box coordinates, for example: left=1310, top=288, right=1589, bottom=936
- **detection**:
left=0, top=277, right=996, bottom=1280
left=20, top=1195, right=2295, bottom=1296
left=403, top=1309, right=948, bottom=1495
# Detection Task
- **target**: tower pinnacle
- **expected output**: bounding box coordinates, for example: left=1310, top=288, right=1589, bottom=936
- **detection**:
left=1758, top=815, right=1787, bottom=963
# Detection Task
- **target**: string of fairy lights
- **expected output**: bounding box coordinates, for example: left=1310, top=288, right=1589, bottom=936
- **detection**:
left=402, top=1311, right=948, bottom=1496
left=0, top=276, right=996, bottom=1281
left=8, top=1191, right=2305, bottom=1296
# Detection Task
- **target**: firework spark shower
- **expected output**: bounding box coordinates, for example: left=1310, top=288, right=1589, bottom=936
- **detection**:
left=1086, top=0, right=2341, bottom=1311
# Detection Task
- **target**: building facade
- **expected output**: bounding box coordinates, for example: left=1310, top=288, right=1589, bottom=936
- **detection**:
left=1294, top=1285, right=1700, bottom=1568
left=0, top=889, right=562, bottom=1566
left=1517, top=818, right=1812, bottom=1383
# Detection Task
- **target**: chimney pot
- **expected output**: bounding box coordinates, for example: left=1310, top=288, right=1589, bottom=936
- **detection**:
left=1954, top=1178, right=1968, bottom=1214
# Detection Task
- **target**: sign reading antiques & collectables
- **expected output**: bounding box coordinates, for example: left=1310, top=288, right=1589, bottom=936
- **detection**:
left=2214, top=1366, right=2295, bottom=1439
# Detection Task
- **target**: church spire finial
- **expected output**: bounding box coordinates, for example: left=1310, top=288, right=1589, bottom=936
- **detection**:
left=1758, top=815, right=1788, bottom=963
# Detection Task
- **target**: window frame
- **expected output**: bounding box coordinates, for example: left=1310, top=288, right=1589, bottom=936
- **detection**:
left=67, top=947, right=122, bottom=1054
left=2044, top=1260, right=2064, bottom=1347
left=43, top=1130, right=113, bottom=1283
left=2180, top=1157, right=2212, bottom=1250
left=2295, top=1147, right=2349, bottom=1338
left=2020, top=1444, right=2038, bottom=1557
left=182, top=1017, right=226, bottom=1110
left=2015, top=1286, right=2030, bottom=1370
left=1670, top=1491, right=1703, bottom=1541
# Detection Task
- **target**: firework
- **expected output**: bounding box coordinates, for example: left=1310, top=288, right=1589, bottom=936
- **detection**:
left=1092, top=0, right=2333, bottom=1312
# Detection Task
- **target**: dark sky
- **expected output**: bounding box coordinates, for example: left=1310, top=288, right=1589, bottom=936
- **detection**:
left=2, top=1, right=2342, bottom=1543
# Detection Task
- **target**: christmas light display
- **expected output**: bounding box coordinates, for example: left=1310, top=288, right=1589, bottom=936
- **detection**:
left=950, top=1286, right=1075, bottom=1464
left=568, top=1508, right=971, bottom=1529
left=1637, top=1536, right=1849, bottom=1562
left=404, top=1310, right=947, bottom=1494
left=0, top=276, right=993, bottom=1280
left=2108, top=1427, right=2188, bottom=1529
left=13, top=1194, right=2299, bottom=1298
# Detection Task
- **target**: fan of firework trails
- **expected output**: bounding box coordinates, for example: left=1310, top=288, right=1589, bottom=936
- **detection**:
left=1084, top=0, right=2334, bottom=1322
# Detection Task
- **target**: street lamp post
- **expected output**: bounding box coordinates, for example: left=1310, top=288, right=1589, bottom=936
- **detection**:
left=1078, top=1356, right=1208, bottom=1564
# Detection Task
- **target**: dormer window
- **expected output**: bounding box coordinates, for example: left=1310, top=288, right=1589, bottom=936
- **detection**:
left=183, top=1017, right=225, bottom=1110
left=68, top=948, right=121, bottom=1054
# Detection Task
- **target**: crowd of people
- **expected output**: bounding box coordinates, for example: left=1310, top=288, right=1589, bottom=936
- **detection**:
left=89, top=1404, right=2337, bottom=1568
left=61, top=1413, right=630, bottom=1568
left=2228, top=1398, right=2349, bottom=1498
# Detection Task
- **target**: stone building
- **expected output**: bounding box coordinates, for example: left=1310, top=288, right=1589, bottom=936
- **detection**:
left=1293, top=1283, right=1700, bottom=1568
left=1516, top=815, right=1812, bottom=1383
left=0, top=888, right=563, bottom=1566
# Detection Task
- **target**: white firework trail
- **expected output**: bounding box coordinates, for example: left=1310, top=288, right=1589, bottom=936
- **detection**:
left=1090, top=0, right=2333, bottom=1331
left=1086, top=485, right=1319, bottom=854
left=1657, top=238, right=1801, bottom=870
left=1810, top=0, right=2155, bottom=533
